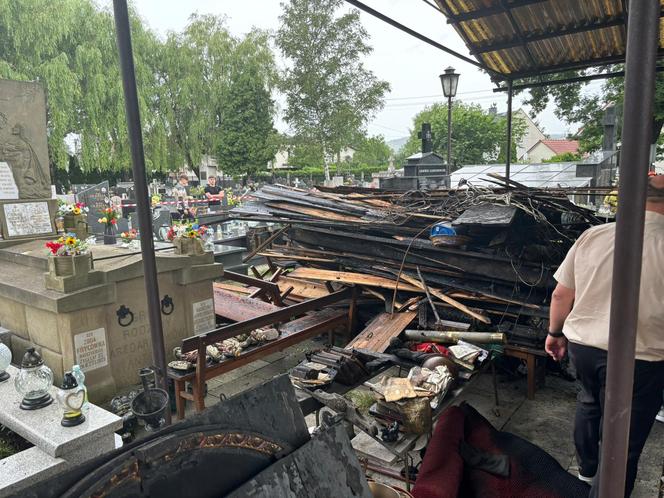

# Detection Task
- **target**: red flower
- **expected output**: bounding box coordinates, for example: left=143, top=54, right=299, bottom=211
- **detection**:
left=110, top=218, right=117, bottom=225
left=45, top=241, right=63, bottom=255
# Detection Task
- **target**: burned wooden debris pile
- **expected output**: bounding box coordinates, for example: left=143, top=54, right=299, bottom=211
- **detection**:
left=232, top=182, right=601, bottom=349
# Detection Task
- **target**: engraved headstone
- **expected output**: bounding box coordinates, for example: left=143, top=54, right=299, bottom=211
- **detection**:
left=1, top=201, right=54, bottom=237
left=0, top=80, right=55, bottom=239
left=0, top=80, right=51, bottom=199
left=76, top=181, right=110, bottom=235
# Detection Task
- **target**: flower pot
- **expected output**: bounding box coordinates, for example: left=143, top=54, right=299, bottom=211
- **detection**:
left=103, top=225, right=116, bottom=245
left=63, top=214, right=88, bottom=239
left=49, top=253, right=92, bottom=277
left=173, top=237, right=205, bottom=256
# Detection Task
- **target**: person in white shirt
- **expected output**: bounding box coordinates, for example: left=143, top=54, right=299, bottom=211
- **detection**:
left=545, top=174, right=664, bottom=497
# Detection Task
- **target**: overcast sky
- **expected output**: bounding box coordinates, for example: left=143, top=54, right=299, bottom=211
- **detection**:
left=128, top=0, right=600, bottom=142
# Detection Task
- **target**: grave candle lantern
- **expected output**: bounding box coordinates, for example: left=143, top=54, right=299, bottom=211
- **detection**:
left=56, top=371, right=86, bottom=427
left=0, top=342, right=11, bottom=382
left=14, top=347, right=53, bottom=410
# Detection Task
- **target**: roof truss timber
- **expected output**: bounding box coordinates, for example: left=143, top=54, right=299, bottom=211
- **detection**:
left=445, top=0, right=546, bottom=24
left=470, top=16, right=626, bottom=55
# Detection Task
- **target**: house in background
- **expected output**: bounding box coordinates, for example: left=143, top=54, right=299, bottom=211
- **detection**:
left=267, top=146, right=356, bottom=171
left=492, top=106, right=546, bottom=161
left=527, top=139, right=580, bottom=163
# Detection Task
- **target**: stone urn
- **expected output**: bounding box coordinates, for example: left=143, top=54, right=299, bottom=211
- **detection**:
left=49, top=253, right=92, bottom=278
left=63, top=214, right=89, bottom=240
left=173, top=237, right=206, bottom=256
left=45, top=253, right=93, bottom=293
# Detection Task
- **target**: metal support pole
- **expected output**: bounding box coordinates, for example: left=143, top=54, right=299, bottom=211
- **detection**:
left=112, top=0, right=170, bottom=424
left=598, top=1, right=659, bottom=496
left=505, top=79, right=513, bottom=186
left=446, top=95, right=452, bottom=175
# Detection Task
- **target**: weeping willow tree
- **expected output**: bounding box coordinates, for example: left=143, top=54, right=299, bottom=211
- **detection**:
left=0, top=1, right=278, bottom=177
left=0, top=0, right=166, bottom=175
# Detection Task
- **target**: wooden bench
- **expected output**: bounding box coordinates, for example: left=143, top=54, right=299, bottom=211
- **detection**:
left=503, top=344, right=547, bottom=399
left=170, top=286, right=357, bottom=419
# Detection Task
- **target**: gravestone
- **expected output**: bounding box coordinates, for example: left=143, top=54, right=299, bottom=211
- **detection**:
left=0, top=80, right=56, bottom=240
left=76, top=181, right=110, bottom=235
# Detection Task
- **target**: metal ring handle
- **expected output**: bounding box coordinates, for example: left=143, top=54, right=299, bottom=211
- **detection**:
left=161, top=295, right=174, bottom=315
left=117, top=305, right=134, bottom=327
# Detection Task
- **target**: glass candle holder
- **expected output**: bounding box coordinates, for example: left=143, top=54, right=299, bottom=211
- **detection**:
left=14, top=347, right=53, bottom=410
left=0, top=343, right=11, bottom=382
left=56, top=371, right=86, bottom=427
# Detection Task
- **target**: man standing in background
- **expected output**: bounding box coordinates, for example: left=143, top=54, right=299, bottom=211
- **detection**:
left=204, top=176, right=224, bottom=210
left=545, top=174, right=664, bottom=497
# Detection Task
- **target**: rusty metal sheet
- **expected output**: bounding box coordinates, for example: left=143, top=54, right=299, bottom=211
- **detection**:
left=435, top=0, right=664, bottom=77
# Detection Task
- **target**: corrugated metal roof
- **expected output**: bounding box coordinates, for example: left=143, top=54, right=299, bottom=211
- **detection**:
left=434, top=0, right=664, bottom=78
left=451, top=162, right=593, bottom=188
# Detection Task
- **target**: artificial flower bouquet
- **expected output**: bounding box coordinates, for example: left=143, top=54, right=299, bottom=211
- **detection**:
left=45, top=234, right=89, bottom=257
left=57, top=200, right=89, bottom=217
left=120, top=228, right=138, bottom=244
left=165, top=221, right=208, bottom=241
left=97, top=207, right=119, bottom=227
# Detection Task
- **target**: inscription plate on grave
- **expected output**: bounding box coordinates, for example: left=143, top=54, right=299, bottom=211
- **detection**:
left=193, top=298, right=215, bottom=334
left=74, top=328, right=109, bottom=371
left=0, top=161, right=18, bottom=199
left=3, top=201, right=52, bottom=237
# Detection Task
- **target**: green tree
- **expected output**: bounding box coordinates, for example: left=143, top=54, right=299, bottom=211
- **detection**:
left=523, top=70, right=664, bottom=155
left=155, top=18, right=277, bottom=176
left=217, top=64, right=277, bottom=177
left=399, top=102, right=525, bottom=169
left=542, top=152, right=582, bottom=163
left=287, top=139, right=325, bottom=169
left=352, top=135, right=391, bottom=168
left=276, top=0, right=390, bottom=181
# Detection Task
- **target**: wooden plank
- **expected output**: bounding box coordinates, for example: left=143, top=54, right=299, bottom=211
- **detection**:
left=276, top=276, right=330, bottom=300
left=213, top=286, right=281, bottom=321
left=346, top=311, right=417, bottom=353
left=398, top=273, right=491, bottom=324
left=288, top=268, right=422, bottom=293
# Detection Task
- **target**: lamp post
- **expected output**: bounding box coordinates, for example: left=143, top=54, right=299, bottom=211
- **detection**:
left=439, top=66, right=460, bottom=176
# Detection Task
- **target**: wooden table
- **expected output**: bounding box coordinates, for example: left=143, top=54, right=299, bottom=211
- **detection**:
left=503, top=344, right=547, bottom=399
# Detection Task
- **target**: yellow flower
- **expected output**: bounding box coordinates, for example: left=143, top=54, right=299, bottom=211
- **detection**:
left=99, top=217, right=107, bottom=224
left=65, top=237, right=76, bottom=246
left=72, top=207, right=81, bottom=215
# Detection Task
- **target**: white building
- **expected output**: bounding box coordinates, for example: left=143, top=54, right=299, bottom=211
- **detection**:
left=267, top=146, right=356, bottom=170
left=494, top=107, right=546, bottom=161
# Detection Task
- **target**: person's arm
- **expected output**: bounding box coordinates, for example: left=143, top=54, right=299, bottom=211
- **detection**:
left=545, top=233, right=583, bottom=361
left=545, top=282, right=575, bottom=361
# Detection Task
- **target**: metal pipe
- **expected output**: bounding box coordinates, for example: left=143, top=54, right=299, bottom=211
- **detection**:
left=404, top=330, right=506, bottom=344
left=598, top=1, right=660, bottom=496
left=112, top=0, right=170, bottom=424
left=505, top=79, right=513, bottom=186
left=447, top=94, right=453, bottom=176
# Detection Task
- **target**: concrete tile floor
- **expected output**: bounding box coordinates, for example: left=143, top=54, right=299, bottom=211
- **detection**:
left=183, top=341, right=663, bottom=497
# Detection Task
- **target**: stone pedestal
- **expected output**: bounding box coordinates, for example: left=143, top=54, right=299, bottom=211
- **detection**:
left=0, top=241, right=223, bottom=402
left=0, top=365, right=122, bottom=496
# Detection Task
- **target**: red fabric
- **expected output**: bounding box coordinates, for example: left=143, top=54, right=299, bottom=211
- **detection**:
left=413, top=404, right=589, bottom=498
left=412, top=406, right=465, bottom=498
left=411, top=343, right=451, bottom=356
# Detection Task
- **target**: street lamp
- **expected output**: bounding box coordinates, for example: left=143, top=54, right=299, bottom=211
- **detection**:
left=439, top=66, right=460, bottom=176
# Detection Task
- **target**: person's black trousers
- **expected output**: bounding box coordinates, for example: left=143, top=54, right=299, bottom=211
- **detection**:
left=568, top=342, right=664, bottom=498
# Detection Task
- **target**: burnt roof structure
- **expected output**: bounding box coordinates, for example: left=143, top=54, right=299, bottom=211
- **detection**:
left=434, top=0, right=664, bottom=79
